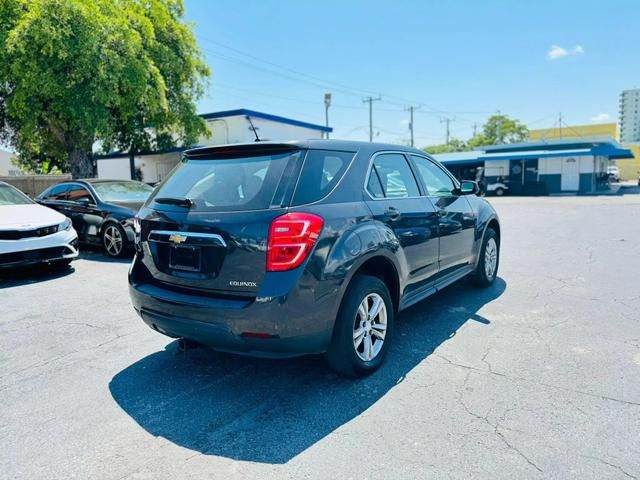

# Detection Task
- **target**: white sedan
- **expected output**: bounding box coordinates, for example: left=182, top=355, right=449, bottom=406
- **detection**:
left=0, top=181, right=79, bottom=269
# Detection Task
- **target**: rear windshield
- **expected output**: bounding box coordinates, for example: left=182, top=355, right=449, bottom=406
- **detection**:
left=0, top=183, right=33, bottom=205
left=93, top=181, right=153, bottom=203
left=152, top=150, right=302, bottom=212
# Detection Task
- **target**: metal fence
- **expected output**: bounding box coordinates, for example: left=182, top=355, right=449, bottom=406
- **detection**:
left=0, top=175, right=72, bottom=197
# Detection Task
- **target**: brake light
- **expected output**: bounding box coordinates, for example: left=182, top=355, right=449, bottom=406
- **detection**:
left=267, top=212, right=324, bottom=272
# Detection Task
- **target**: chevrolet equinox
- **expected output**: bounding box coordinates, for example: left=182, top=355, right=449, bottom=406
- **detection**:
left=129, top=140, right=500, bottom=376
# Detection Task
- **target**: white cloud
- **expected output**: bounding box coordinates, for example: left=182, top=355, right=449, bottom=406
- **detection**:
left=547, top=45, right=584, bottom=60
left=591, top=113, right=610, bottom=123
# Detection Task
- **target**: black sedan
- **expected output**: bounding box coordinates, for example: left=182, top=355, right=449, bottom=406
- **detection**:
left=36, top=179, right=154, bottom=257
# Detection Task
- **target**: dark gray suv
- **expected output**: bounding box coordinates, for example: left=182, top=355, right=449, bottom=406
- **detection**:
left=129, top=140, right=500, bottom=376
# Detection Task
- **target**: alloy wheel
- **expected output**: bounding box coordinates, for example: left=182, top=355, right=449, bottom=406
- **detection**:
left=104, top=225, right=123, bottom=257
left=352, top=293, right=387, bottom=362
left=484, top=237, right=498, bottom=279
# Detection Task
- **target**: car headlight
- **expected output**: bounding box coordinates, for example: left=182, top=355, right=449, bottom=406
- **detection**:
left=58, top=217, right=72, bottom=232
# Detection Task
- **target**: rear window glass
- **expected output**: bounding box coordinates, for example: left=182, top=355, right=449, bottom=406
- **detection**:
left=292, top=150, right=354, bottom=205
left=93, top=181, right=153, bottom=203
left=151, top=150, right=302, bottom=212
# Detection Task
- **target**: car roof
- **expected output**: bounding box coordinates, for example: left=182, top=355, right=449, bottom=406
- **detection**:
left=184, top=139, right=430, bottom=158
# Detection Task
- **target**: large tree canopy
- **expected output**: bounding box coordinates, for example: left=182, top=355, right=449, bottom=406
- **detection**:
left=468, top=114, right=529, bottom=147
left=0, top=0, right=210, bottom=178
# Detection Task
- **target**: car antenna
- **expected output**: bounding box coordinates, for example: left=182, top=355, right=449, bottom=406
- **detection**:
left=245, top=115, right=261, bottom=142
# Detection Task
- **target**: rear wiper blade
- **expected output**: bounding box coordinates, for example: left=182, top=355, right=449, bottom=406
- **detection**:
left=154, top=197, right=193, bottom=208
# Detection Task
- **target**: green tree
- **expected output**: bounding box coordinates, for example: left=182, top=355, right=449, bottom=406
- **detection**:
left=423, top=138, right=468, bottom=154
left=469, top=114, right=529, bottom=147
left=0, top=0, right=210, bottom=178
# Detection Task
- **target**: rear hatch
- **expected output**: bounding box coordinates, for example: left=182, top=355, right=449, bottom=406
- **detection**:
left=138, top=144, right=304, bottom=296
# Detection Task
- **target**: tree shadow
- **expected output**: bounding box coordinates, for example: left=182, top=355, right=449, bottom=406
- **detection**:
left=0, top=262, right=75, bottom=289
left=109, top=277, right=506, bottom=464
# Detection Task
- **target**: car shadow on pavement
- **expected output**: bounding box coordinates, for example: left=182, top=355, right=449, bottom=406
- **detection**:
left=78, top=246, right=133, bottom=264
left=0, top=262, right=74, bottom=288
left=109, top=277, right=506, bottom=464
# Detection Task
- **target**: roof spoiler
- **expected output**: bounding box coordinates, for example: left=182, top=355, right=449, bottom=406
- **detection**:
left=183, top=143, right=301, bottom=160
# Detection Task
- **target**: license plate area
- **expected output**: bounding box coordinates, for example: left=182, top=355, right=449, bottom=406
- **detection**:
left=169, top=245, right=201, bottom=272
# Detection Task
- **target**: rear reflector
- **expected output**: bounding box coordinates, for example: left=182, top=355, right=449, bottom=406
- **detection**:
left=266, top=212, right=324, bottom=272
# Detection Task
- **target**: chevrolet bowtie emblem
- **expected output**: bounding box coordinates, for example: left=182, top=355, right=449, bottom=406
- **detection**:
left=169, top=234, right=187, bottom=244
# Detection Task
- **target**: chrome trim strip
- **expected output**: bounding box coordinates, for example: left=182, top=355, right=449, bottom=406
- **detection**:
left=148, top=230, right=227, bottom=247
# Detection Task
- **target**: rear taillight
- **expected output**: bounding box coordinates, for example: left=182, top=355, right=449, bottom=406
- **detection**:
left=267, top=212, right=324, bottom=272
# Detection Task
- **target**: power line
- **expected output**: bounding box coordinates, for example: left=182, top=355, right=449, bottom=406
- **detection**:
left=197, top=35, right=493, bottom=118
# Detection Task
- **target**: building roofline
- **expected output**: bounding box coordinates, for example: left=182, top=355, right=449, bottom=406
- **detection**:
left=480, top=136, right=625, bottom=153
left=200, top=109, right=332, bottom=133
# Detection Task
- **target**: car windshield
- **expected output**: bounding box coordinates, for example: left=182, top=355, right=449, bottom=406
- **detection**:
left=0, top=183, right=33, bottom=205
left=152, top=149, right=302, bottom=212
left=92, top=181, right=154, bottom=203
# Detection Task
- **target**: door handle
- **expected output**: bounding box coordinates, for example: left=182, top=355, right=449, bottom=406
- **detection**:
left=384, top=207, right=400, bottom=220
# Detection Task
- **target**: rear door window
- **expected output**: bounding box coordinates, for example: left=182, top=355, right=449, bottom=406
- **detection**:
left=368, top=153, right=420, bottom=198
left=292, top=150, right=354, bottom=205
left=152, top=150, right=303, bottom=212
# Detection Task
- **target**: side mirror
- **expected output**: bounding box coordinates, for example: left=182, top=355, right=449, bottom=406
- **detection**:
left=76, top=197, right=94, bottom=206
left=459, top=180, right=479, bottom=195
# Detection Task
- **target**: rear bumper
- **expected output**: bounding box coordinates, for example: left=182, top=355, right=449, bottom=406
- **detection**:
left=128, top=262, right=334, bottom=358
left=0, top=229, right=79, bottom=269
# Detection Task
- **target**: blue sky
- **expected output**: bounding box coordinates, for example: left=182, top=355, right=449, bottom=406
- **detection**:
left=185, top=0, right=640, bottom=146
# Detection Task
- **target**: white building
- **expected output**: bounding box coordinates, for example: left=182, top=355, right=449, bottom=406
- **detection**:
left=96, top=109, right=332, bottom=183
left=619, top=88, right=640, bottom=143
left=434, top=137, right=634, bottom=195
left=0, top=149, right=24, bottom=176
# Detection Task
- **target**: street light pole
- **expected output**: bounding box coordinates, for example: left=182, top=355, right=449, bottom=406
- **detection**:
left=324, top=93, right=332, bottom=139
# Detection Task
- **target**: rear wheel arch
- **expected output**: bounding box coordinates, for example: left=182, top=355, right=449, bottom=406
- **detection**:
left=342, top=254, right=400, bottom=314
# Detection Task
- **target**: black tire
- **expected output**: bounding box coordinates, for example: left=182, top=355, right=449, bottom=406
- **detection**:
left=495, top=187, right=505, bottom=197
left=325, top=275, right=394, bottom=377
left=102, top=222, right=127, bottom=258
left=471, top=227, right=499, bottom=287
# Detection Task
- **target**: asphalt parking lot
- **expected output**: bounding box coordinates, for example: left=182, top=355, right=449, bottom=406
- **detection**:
left=2, top=192, right=640, bottom=479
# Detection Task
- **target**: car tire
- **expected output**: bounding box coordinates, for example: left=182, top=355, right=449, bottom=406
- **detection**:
left=471, top=227, right=499, bottom=287
left=495, top=187, right=505, bottom=197
left=102, top=222, right=127, bottom=258
left=325, top=274, right=394, bottom=377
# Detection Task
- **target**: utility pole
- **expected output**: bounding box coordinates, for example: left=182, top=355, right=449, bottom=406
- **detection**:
left=472, top=123, right=478, bottom=137
left=363, top=95, right=381, bottom=142
left=406, top=105, right=419, bottom=147
left=495, top=109, right=502, bottom=144
left=558, top=112, right=563, bottom=138
left=324, top=93, right=332, bottom=139
left=440, top=116, right=455, bottom=144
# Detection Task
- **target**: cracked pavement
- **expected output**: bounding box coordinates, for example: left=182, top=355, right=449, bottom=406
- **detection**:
left=1, top=194, right=640, bottom=479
